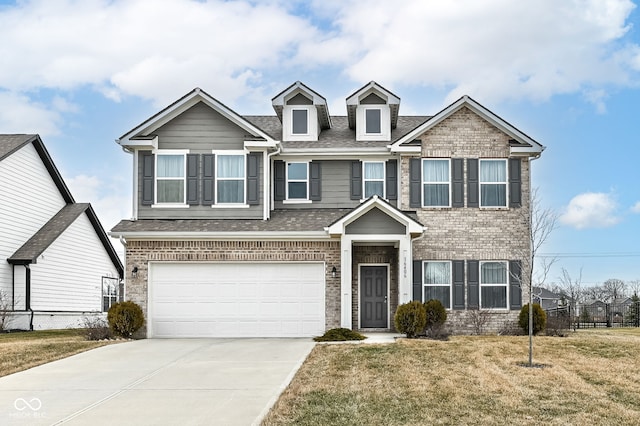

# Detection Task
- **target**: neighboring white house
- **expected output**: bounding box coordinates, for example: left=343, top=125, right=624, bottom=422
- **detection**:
left=0, top=134, right=123, bottom=330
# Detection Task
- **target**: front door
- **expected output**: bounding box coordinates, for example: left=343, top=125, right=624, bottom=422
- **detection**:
left=360, top=266, right=388, bottom=328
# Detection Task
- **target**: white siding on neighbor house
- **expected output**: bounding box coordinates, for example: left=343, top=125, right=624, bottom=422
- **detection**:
left=0, top=143, right=67, bottom=296
left=12, top=265, right=27, bottom=310
left=30, top=213, right=119, bottom=312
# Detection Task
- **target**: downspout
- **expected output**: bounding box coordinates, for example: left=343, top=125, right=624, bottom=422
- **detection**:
left=265, top=146, right=281, bottom=220
left=25, top=265, right=33, bottom=331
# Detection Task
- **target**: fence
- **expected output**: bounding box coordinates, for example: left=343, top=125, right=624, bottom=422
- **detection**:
left=545, top=301, right=640, bottom=329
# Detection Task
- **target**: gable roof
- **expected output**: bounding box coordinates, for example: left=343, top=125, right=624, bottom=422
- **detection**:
left=0, top=134, right=74, bottom=203
left=117, top=88, right=277, bottom=147
left=8, top=203, right=124, bottom=278
left=271, top=81, right=332, bottom=130
left=390, top=95, right=545, bottom=156
left=346, top=81, right=401, bottom=130
left=326, top=195, right=424, bottom=236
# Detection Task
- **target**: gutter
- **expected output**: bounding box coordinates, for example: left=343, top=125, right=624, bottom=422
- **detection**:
left=111, top=231, right=332, bottom=240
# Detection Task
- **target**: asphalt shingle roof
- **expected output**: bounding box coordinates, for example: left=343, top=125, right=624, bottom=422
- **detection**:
left=111, top=209, right=355, bottom=233
left=244, top=115, right=429, bottom=149
left=0, top=134, right=36, bottom=161
left=9, top=203, right=91, bottom=263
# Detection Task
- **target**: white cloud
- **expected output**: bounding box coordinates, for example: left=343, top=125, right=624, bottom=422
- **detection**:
left=631, top=201, right=640, bottom=213
left=0, top=0, right=638, bottom=122
left=560, top=192, right=621, bottom=229
left=0, top=91, right=62, bottom=136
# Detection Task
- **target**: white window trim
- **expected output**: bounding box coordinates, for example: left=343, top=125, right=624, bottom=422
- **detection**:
left=479, top=260, right=509, bottom=310
left=422, top=261, right=452, bottom=310
left=286, top=161, right=310, bottom=202
left=102, top=276, right=119, bottom=313
left=152, top=149, right=189, bottom=207
left=282, top=105, right=318, bottom=142
left=356, top=104, right=390, bottom=141
left=362, top=161, right=386, bottom=199
left=479, top=158, right=508, bottom=209
left=422, top=158, right=452, bottom=208
left=214, top=150, right=247, bottom=206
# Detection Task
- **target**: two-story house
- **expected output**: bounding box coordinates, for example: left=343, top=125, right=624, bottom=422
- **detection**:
left=111, top=81, right=544, bottom=338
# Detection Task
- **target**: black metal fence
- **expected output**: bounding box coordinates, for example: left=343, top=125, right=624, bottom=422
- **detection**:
left=545, top=301, right=640, bottom=329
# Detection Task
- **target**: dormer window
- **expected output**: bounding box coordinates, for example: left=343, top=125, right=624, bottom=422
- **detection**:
left=365, top=108, right=381, bottom=134
left=292, top=109, right=309, bottom=135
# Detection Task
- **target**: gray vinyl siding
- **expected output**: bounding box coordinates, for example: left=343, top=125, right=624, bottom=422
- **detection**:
left=345, top=209, right=406, bottom=234
left=273, top=160, right=398, bottom=210
left=137, top=151, right=263, bottom=219
left=155, top=102, right=247, bottom=151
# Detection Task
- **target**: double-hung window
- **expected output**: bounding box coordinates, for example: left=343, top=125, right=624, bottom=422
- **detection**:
left=363, top=161, right=385, bottom=198
left=480, top=261, right=508, bottom=309
left=102, top=277, right=119, bottom=312
left=423, top=159, right=450, bottom=207
left=287, top=162, right=308, bottom=200
left=480, top=159, right=507, bottom=207
left=423, top=261, right=452, bottom=309
left=216, top=154, right=245, bottom=204
left=156, top=152, right=186, bottom=204
left=365, top=108, right=382, bottom=134
left=291, top=109, right=308, bottom=135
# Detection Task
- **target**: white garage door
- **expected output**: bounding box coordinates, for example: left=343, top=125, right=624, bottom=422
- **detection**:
left=148, top=262, right=325, bottom=338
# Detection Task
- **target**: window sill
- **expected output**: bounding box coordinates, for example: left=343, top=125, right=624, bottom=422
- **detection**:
left=283, top=199, right=312, bottom=204
left=479, top=206, right=509, bottom=210
left=151, top=204, right=189, bottom=209
left=420, top=205, right=452, bottom=209
left=211, top=204, right=250, bottom=209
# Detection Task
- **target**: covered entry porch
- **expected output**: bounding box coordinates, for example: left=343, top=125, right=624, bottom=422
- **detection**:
left=326, top=196, right=425, bottom=330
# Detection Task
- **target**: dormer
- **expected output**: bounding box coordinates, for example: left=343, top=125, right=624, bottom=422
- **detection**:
left=272, top=81, right=331, bottom=142
left=346, top=81, right=400, bottom=142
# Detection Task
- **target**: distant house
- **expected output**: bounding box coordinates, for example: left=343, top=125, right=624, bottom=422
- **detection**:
left=532, top=287, right=563, bottom=310
left=0, top=134, right=123, bottom=330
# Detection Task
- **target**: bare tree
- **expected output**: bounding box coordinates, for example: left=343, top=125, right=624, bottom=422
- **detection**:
left=584, top=284, right=607, bottom=302
left=0, top=289, right=15, bottom=331
left=517, top=188, right=558, bottom=367
left=628, top=280, right=640, bottom=297
left=558, top=267, right=584, bottom=308
left=602, top=278, right=626, bottom=301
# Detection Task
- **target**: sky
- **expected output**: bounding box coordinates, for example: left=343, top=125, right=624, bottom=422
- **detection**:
left=0, top=0, right=639, bottom=289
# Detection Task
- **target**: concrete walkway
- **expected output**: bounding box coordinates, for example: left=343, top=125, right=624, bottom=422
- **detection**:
left=0, top=338, right=315, bottom=426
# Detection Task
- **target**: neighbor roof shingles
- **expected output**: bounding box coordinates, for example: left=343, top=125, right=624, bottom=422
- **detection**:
left=0, top=134, right=37, bottom=161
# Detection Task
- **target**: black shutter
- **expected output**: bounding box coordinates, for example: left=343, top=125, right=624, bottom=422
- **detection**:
left=274, top=160, right=285, bottom=201
left=509, top=260, right=523, bottom=310
left=350, top=161, right=362, bottom=200
left=452, top=260, right=465, bottom=310
left=409, top=158, right=421, bottom=208
left=467, top=159, right=479, bottom=208
left=452, top=158, right=464, bottom=208
left=186, top=154, right=199, bottom=205
left=309, top=161, right=321, bottom=201
left=386, top=159, right=397, bottom=200
left=202, top=154, right=215, bottom=205
left=247, top=152, right=260, bottom=205
left=509, top=158, right=522, bottom=208
left=467, top=260, right=479, bottom=309
left=141, top=152, right=154, bottom=206
left=413, top=260, right=423, bottom=301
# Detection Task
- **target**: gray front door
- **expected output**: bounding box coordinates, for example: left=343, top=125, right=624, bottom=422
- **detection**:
left=360, top=266, right=388, bottom=328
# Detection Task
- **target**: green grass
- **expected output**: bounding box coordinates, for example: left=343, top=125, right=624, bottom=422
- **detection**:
left=264, top=329, right=640, bottom=425
left=0, top=329, right=118, bottom=377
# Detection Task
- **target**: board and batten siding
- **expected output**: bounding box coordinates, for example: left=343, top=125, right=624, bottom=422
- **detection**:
left=0, top=143, right=67, bottom=299
left=274, top=160, right=360, bottom=209
left=30, top=213, right=119, bottom=312
left=154, top=102, right=247, bottom=152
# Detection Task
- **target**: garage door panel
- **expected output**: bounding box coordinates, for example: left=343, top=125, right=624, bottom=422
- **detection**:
left=149, top=263, right=325, bottom=338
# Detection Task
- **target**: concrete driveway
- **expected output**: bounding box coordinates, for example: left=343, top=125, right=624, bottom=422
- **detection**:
left=0, top=338, right=315, bottom=426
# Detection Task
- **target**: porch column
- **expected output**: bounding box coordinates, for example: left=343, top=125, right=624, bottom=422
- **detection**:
left=398, top=235, right=412, bottom=305
left=340, top=235, right=352, bottom=328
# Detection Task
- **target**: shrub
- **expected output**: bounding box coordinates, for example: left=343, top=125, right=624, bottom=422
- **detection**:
left=424, top=299, right=448, bottom=338
left=394, top=301, right=426, bottom=338
left=518, top=303, right=547, bottom=335
left=314, top=328, right=367, bottom=342
left=82, top=316, right=111, bottom=340
left=107, top=301, right=144, bottom=338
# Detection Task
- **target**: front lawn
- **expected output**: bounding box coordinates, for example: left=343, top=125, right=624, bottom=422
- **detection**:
left=0, top=329, right=117, bottom=378
left=264, top=328, right=640, bottom=425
